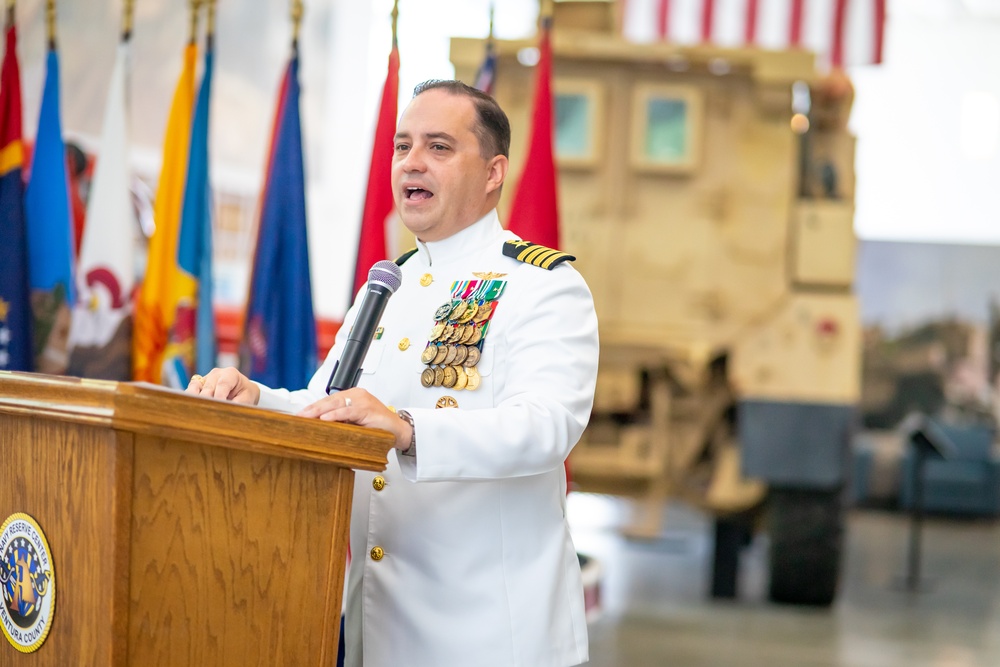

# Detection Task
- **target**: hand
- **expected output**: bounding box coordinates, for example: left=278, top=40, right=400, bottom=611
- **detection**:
left=297, top=389, right=412, bottom=451
left=186, top=367, right=261, bottom=405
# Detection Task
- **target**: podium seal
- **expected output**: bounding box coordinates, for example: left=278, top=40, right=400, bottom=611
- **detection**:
left=0, top=513, right=56, bottom=653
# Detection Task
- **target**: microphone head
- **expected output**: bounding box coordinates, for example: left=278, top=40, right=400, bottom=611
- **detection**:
left=369, top=260, right=403, bottom=294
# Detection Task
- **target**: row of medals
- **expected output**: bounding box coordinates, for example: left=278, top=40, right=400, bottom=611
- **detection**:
left=419, top=297, right=496, bottom=391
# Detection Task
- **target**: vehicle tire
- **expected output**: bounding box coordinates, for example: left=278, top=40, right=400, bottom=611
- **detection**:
left=767, top=487, right=843, bottom=606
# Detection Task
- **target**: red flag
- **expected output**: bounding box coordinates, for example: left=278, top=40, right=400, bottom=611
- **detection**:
left=506, top=18, right=559, bottom=249
left=0, top=23, right=33, bottom=372
left=350, top=44, right=399, bottom=297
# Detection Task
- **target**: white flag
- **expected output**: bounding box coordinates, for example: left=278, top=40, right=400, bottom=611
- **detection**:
left=67, top=40, right=136, bottom=380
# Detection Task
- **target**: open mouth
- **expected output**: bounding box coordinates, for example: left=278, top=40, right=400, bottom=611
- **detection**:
left=405, top=187, right=433, bottom=201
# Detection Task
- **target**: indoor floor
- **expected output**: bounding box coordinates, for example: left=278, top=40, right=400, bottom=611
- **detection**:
left=568, top=493, right=1000, bottom=667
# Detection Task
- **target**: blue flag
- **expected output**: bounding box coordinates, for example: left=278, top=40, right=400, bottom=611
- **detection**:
left=0, top=25, right=32, bottom=372
left=24, top=48, right=74, bottom=375
left=241, top=53, right=316, bottom=389
left=171, top=45, right=216, bottom=383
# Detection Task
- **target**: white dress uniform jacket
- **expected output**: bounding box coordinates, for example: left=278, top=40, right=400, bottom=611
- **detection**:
left=257, top=211, right=599, bottom=667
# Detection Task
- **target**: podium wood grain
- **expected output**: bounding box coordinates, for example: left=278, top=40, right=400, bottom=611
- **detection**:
left=0, top=372, right=393, bottom=666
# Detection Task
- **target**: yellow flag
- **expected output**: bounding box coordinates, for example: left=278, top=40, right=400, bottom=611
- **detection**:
left=133, top=44, right=197, bottom=383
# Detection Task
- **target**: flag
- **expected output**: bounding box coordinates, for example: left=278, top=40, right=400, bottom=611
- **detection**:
left=168, top=43, right=215, bottom=384
left=506, top=18, right=560, bottom=250
left=626, top=0, right=886, bottom=68
left=350, top=42, right=399, bottom=297
left=133, top=43, right=197, bottom=383
left=24, top=47, right=74, bottom=375
left=0, top=24, right=32, bottom=372
left=473, top=39, right=497, bottom=95
left=66, top=40, right=134, bottom=381
left=241, top=53, right=316, bottom=390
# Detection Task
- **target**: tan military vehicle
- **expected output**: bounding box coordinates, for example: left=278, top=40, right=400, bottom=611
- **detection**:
left=450, top=1, right=861, bottom=606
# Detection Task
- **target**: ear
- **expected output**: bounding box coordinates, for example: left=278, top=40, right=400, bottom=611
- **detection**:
left=484, top=154, right=508, bottom=196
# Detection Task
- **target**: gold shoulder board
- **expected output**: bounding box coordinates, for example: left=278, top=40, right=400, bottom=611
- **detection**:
left=502, top=240, right=576, bottom=270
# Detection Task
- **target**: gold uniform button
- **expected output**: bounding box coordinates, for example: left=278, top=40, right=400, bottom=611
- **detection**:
left=420, top=273, right=433, bottom=287
left=370, top=546, right=384, bottom=561
left=398, top=338, right=410, bottom=351
left=373, top=476, right=386, bottom=491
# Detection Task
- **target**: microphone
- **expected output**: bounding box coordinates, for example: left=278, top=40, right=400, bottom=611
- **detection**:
left=326, top=260, right=404, bottom=394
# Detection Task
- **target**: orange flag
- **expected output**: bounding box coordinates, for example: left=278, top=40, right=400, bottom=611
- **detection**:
left=132, top=44, right=197, bottom=383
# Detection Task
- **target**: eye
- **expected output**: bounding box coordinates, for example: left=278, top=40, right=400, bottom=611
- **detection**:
left=430, top=143, right=449, bottom=152
left=394, top=142, right=410, bottom=152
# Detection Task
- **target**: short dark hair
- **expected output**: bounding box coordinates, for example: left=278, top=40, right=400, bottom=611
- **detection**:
left=412, top=79, right=511, bottom=160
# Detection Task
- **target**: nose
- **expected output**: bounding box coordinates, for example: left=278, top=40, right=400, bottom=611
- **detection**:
left=397, top=145, right=427, bottom=172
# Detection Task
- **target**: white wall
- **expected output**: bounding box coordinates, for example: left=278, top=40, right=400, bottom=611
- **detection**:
left=850, top=0, right=1000, bottom=245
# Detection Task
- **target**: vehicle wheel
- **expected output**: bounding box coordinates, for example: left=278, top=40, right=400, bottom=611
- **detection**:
left=767, top=487, right=843, bottom=606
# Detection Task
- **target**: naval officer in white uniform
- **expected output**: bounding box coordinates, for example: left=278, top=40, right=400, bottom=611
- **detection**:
left=188, top=79, right=599, bottom=667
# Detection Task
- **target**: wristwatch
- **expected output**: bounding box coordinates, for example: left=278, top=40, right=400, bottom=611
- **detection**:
left=397, top=410, right=416, bottom=457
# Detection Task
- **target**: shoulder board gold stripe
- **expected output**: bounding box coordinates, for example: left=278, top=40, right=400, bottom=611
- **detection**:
left=531, top=248, right=562, bottom=267
left=540, top=252, right=572, bottom=270
left=516, top=245, right=540, bottom=262
left=505, top=240, right=576, bottom=269
left=524, top=246, right=556, bottom=265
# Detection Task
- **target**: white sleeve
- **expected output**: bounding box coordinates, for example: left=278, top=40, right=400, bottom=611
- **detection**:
left=253, top=290, right=365, bottom=413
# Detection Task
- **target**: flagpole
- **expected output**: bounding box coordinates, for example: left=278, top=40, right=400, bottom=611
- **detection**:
left=5, top=0, right=14, bottom=31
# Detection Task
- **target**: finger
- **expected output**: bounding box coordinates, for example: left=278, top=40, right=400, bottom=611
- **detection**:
left=193, top=373, right=211, bottom=394
left=298, top=402, right=335, bottom=418
left=186, top=374, right=207, bottom=395
left=300, top=405, right=343, bottom=420
left=213, top=376, right=237, bottom=401
left=298, top=395, right=353, bottom=419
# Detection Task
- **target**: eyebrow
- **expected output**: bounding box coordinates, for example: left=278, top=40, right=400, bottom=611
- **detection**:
left=393, top=131, right=458, bottom=144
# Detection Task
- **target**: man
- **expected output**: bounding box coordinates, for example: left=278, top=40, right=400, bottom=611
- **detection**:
left=188, top=80, right=599, bottom=667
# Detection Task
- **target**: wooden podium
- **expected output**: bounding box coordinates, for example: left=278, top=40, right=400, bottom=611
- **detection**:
left=0, top=372, right=393, bottom=666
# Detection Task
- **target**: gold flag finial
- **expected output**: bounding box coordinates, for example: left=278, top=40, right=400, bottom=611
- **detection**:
left=5, top=0, right=15, bottom=31
left=391, top=0, right=399, bottom=47
left=122, top=0, right=134, bottom=41
left=487, top=2, right=495, bottom=41
left=206, top=0, right=216, bottom=46
left=291, top=0, right=303, bottom=48
left=45, top=0, right=56, bottom=50
left=188, top=0, right=201, bottom=46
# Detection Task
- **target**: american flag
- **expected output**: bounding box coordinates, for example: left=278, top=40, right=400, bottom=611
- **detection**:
left=474, top=39, right=497, bottom=95
left=622, top=0, right=886, bottom=69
